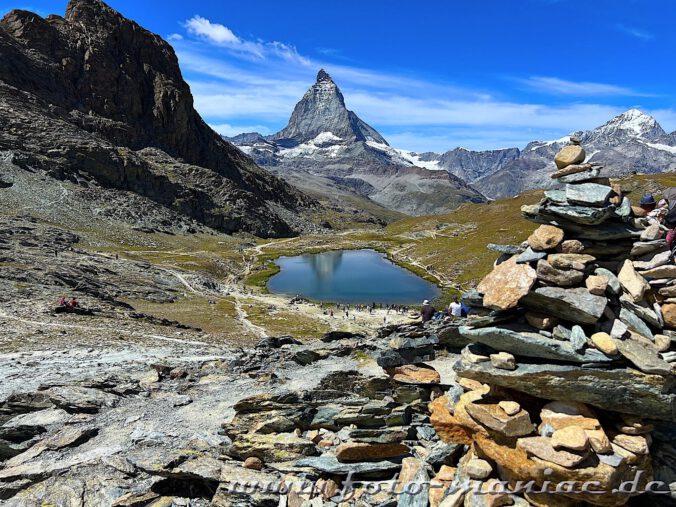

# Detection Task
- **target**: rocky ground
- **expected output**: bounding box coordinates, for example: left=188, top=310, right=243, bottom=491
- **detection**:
left=2, top=141, right=676, bottom=506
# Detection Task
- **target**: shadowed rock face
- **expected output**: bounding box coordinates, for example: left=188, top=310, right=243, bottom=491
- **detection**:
left=0, top=0, right=316, bottom=237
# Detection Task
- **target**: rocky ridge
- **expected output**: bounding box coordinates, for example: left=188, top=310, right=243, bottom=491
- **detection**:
left=433, top=109, right=676, bottom=199
left=0, top=0, right=317, bottom=237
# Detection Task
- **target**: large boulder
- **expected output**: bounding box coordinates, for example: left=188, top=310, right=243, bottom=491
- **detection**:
left=554, top=145, right=586, bottom=169
left=476, top=257, right=536, bottom=311
left=527, top=225, right=564, bottom=251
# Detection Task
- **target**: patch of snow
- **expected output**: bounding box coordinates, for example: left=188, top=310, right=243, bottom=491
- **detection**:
left=237, top=145, right=253, bottom=155
left=585, top=150, right=599, bottom=161
left=365, top=141, right=419, bottom=167
left=279, top=132, right=346, bottom=158
left=393, top=149, right=443, bottom=171
left=644, top=142, right=676, bottom=155
left=313, top=131, right=343, bottom=144
left=529, top=135, right=569, bottom=151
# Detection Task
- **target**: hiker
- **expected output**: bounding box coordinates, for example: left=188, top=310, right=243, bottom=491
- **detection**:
left=69, top=297, right=79, bottom=308
left=460, top=301, right=471, bottom=317
left=420, top=300, right=436, bottom=323
left=638, top=193, right=657, bottom=216
left=58, top=296, right=66, bottom=306
left=449, top=297, right=463, bottom=319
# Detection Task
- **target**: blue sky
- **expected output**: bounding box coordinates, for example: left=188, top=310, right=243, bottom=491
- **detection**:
left=4, top=0, right=676, bottom=151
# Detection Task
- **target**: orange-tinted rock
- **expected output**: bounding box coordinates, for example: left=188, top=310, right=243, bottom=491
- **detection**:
left=528, top=224, right=565, bottom=251
left=661, top=303, right=676, bottom=329
left=477, top=257, right=537, bottom=311
left=539, top=401, right=601, bottom=432
left=385, top=364, right=441, bottom=385
left=428, top=395, right=473, bottom=445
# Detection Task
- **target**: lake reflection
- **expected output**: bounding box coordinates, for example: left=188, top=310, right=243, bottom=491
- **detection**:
left=266, top=249, right=440, bottom=304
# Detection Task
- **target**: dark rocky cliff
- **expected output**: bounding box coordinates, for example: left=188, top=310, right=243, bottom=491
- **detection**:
left=0, top=0, right=316, bottom=237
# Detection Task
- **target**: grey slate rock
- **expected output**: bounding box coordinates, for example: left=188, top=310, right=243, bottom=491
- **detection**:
left=545, top=204, right=616, bottom=225
left=620, top=296, right=661, bottom=329
left=613, top=197, right=632, bottom=219
left=565, top=183, right=612, bottom=207
left=521, top=287, right=608, bottom=324
left=619, top=307, right=655, bottom=340
left=376, top=336, right=438, bottom=367
left=570, top=325, right=587, bottom=352
left=556, top=167, right=601, bottom=183
left=515, top=247, right=547, bottom=264
left=543, top=189, right=567, bottom=203
left=615, top=338, right=672, bottom=375
left=630, top=240, right=667, bottom=257
left=462, top=289, right=484, bottom=308
left=296, top=455, right=402, bottom=475
left=487, top=244, right=522, bottom=255
left=594, top=267, right=621, bottom=294
left=552, top=325, right=571, bottom=341
left=424, top=442, right=462, bottom=466
left=597, top=452, right=626, bottom=468
left=633, top=250, right=671, bottom=271
left=459, top=327, right=612, bottom=363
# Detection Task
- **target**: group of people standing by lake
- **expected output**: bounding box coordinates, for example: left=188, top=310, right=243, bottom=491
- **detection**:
left=320, top=302, right=410, bottom=320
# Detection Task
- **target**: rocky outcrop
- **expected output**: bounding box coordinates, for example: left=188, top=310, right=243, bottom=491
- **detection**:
left=0, top=0, right=316, bottom=237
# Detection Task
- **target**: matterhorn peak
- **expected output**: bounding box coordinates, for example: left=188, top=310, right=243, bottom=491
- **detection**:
left=271, top=70, right=387, bottom=145
left=316, top=68, right=333, bottom=83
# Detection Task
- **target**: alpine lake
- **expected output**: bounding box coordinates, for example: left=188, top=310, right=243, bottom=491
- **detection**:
left=266, top=249, right=440, bottom=304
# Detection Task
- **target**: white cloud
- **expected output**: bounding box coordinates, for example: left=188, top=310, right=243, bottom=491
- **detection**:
left=517, top=76, right=650, bottom=97
left=172, top=29, right=675, bottom=152
left=185, top=15, right=239, bottom=44
left=616, top=24, right=655, bottom=41
left=180, top=15, right=309, bottom=64
left=209, top=123, right=272, bottom=137
left=167, top=33, right=183, bottom=41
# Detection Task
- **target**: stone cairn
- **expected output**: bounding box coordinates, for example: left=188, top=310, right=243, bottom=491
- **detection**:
left=216, top=138, right=674, bottom=507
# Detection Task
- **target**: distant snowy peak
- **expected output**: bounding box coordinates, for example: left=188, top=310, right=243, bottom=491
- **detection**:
left=585, top=108, right=665, bottom=144
left=270, top=69, right=388, bottom=146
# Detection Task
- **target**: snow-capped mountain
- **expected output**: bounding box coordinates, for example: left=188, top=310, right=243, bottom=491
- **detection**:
left=412, top=147, right=521, bottom=182
left=469, top=109, right=676, bottom=198
left=227, top=70, right=486, bottom=217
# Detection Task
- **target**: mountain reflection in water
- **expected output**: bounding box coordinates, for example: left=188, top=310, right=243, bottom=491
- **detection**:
left=267, top=249, right=439, bottom=304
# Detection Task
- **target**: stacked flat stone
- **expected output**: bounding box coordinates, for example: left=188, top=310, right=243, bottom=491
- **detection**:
left=437, top=139, right=676, bottom=506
